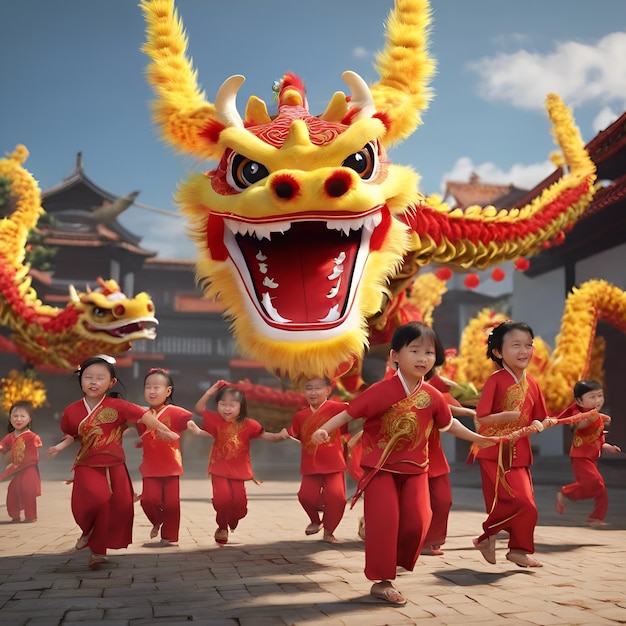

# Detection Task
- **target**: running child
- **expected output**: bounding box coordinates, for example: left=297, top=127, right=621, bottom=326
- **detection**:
left=0, top=401, right=42, bottom=523
left=190, top=381, right=288, bottom=545
left=287, top=376, right=349, bottom=543
left=137, top=368, right=194, bottom=545
left=469, top=320, right=553, bottom=568
left=46, top=355, right=178, bottom=570
left=311, top=321, right=497, bottom=606
left=556, top=379, right=621, bottom=527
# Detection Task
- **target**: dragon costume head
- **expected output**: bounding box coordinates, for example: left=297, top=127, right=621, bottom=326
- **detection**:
left=142, top=0, right=595, bottom=384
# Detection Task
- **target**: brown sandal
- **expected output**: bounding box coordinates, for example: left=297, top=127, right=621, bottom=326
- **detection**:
left=370, top=581, right=407, bottom=606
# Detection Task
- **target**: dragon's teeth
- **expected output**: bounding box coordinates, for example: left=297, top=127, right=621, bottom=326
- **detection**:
left=224, top=219, right=292, bottom=240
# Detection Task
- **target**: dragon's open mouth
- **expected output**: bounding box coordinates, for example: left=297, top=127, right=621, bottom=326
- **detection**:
left=84, top=319, right=158, bottom=340
left=222, top=210, right=383, bottom=330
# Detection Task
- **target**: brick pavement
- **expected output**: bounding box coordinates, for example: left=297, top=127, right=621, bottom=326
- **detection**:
left=1, top=454, right=625, bottom=626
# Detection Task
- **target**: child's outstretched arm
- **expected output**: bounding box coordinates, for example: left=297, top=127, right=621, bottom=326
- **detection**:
left=446, top=418, right=498, bottom=448
left=602, top=442, right=621, bottom=454
left=194, top=380, right=227, bottom=415
left=259, top=428, right=290, bottom=442
left=476, top=410, right=521, bottom=425
left=311, top=410, right=351, bottom=444
left=46, top=434, right=75, bottom=458
left=140, top=410, right=180, bottom=441
left=186, top=419, right=212, bottom=438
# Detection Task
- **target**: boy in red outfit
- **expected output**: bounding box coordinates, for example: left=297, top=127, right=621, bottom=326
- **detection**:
left=556, top=379, right=621, bottom=527
left=287, top=377, right=348, bottom=543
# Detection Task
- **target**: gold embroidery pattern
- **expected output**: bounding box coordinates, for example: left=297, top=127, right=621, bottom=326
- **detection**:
left=573, top=417, right=603, bottom=447
left=13, top=436, right=26, bottom=465
left=76, top=406, right=121, bottom=463
left=378, top=393, right=425, bottom=453
left=215, top=421, right=245, bottom=461
left=480, top=378, right=529, bottom=437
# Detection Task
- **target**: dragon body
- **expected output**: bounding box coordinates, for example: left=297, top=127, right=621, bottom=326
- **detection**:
left=141, top=0, right=596, bottom=384
left=0, top=145, right=158, bottom=371
left=441, top=279, right=626, bottom=414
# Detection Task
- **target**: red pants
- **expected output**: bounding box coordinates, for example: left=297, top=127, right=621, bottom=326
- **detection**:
left=72, top=464, right=134, bottom=556
left=363, top=470, right=430, bottom=581
left=141, top=476, right=181, bottom=542
left=6, top=466, right=41, bottom=522
left=562, top=457, right=608, bottom=521
left=297, top=472, right=346, bottom=534
left=211, top=475, right=247, bottom=530
left=478, top=460, right=537, bottom=554
left=424, top=472, right=452, bottom=547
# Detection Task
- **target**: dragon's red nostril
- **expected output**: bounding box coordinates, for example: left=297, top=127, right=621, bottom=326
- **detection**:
left=113, top=304, right=126, bottom=317
left=325, top=171, right=352, bottom=198
left=272, top=174, right=300, bottom=200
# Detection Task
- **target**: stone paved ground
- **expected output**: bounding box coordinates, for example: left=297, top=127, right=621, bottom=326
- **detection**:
left=1, top=455, right=625, bottom=626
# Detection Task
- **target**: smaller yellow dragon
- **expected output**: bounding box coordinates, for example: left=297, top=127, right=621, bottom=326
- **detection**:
left=0, top=145, right=158, bottom=372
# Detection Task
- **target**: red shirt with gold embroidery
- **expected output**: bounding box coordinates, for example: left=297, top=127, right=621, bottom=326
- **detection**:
left=137, top=404, right=192, bottom=477
left=559, top=402, right=606, bottom=459
left=288, top=400, right=348, bottom=475
left=0, top=430, right=42, bottom=481
left=475, top=369, right=547, bottom=467
left=61, top=397, right=145, bottom=468
left=201, top=410, right=264, bottom=480
left=346, top=376, right=452, bottom=475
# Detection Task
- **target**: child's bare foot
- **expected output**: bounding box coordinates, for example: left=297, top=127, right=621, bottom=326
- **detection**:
left=588, top=518, right=609, bottom=528
left=75, top=529, right=93, bottom=550
left=323, top=531, right=339, bottom=544
left=555, top=491, right=566, bottom=515
left=422, top=544, right=444, bottom=556
left=150, top=523, right=161, bottom=539
left=473, top=535, right=496, bottom=564
left=305, top=522, right=322, bottom=535
left=370, top=581, right=407, bottom=606
left=505, top=550, right=543, bottom=568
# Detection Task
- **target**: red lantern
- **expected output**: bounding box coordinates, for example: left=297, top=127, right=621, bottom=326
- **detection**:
left=491, top=267, right=506, bottom=282
left=435, top=267, right=453, bottom=281
left=514, top=258, right=530, bottom=272
left=464, top=273, right=480, bottom=289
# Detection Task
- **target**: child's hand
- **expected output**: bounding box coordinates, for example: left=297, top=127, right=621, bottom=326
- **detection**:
left=474, top=435, right=499, bottom=449
left=311, top=429, right=329, bottom=445
left=46, top=445, right=59, bottom=458
left=187, top=420, right=202, bottom=435
left=604, top=443, right=621, bottom=454
left=156, top=430, right=180, bottom=441
left=279, top=428, right=290, bottom=440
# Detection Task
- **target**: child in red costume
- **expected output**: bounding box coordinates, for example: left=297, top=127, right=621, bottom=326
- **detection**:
left=311, top=322, right=497, bottom=606
left=287, top=377, right=348, bottom=543
left=137, top=368, right=194, bottom=546
left=46, top=356, right=178, bottom=570
left=0, top=401, right=42, bottom=523
left=190, top=381, right=288, bottom=545
left=469, top=320, right=553, bottom=569
left=556, top=379, right=621, bottom=527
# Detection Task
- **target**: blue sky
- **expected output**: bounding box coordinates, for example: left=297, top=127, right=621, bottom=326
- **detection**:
left=1, top=1, right=625, bottom=259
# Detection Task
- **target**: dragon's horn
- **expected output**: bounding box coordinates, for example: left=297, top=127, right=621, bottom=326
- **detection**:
left=68, top=285, right=80, bottom=303
left=215, top=75, right=245, bottom=129
left=342, top=71, right=376, bottom=120
left=141, top=0, right=221, bottom=160
left=369, top=0, right=436, bottom=147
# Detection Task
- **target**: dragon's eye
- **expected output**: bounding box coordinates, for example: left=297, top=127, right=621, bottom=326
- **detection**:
left=341, top=142, right=378, bottom=180
left=93, top=307, right=108, bottom=318
left=228, top=153, right=269, bottom=190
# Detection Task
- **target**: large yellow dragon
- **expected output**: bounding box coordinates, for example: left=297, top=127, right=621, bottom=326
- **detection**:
left=0, top=145, right=158, bottom=372
left=141, top=0, right=596, bottom=386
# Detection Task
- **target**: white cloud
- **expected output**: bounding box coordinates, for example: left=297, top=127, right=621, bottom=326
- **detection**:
left=592, top=106, right=620, bottom=133
left=439, top=156, right=555, bottom=194
left=352, top=46, right=371, bottom=59
left=468, top=32, right=626, bottom=111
